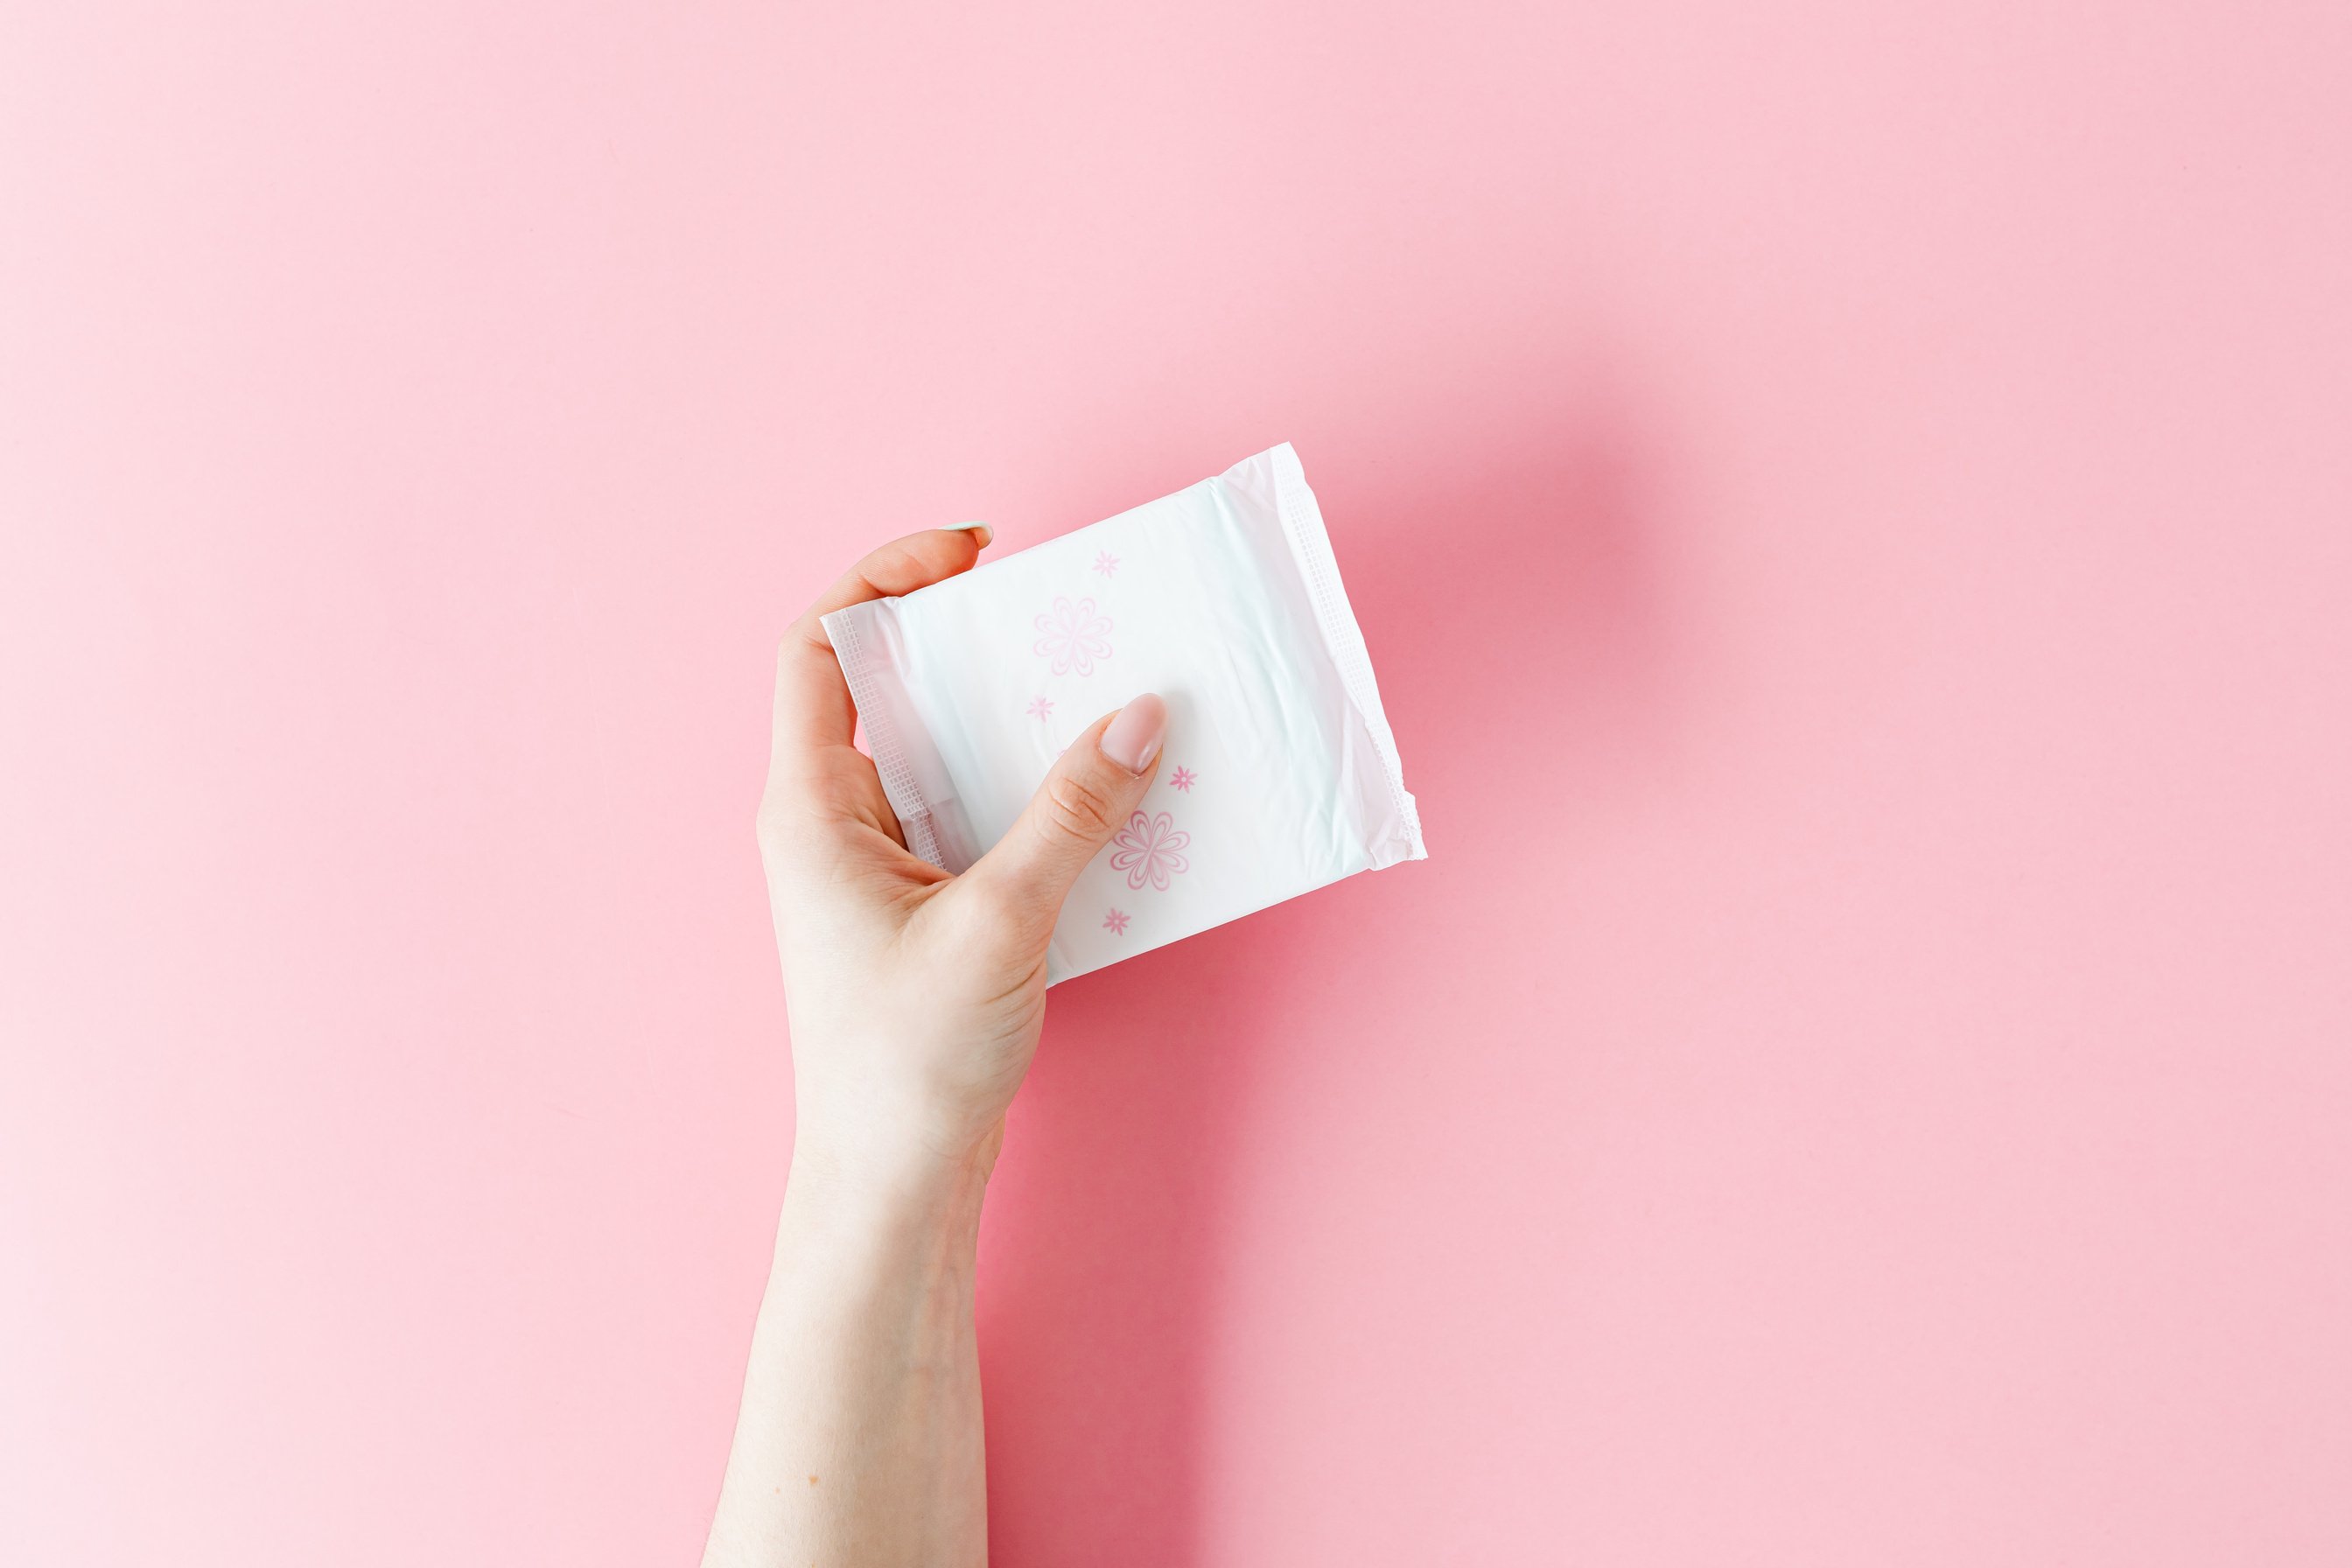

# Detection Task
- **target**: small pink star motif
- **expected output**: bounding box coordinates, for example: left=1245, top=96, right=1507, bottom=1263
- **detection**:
left=1026, top=696, right=1054, bottom=720
left=1092, top=550, right=1120, bottom=578
left=1102, top=907, right=1130, bottom=934
left=1168, top=766, right=1196, bottom=792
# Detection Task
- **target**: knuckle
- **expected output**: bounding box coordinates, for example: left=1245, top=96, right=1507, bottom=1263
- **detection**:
left=778, top=619, right=830, bottom=673
left=1041, top=769, right=1119, bottom=841
left=754, top=788, right=822, bottom=863
left=754, top=798, right=789, bottom=855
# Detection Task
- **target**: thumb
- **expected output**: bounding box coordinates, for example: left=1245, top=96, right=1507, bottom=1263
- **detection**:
left=961, top=694, right=1168, bottom=935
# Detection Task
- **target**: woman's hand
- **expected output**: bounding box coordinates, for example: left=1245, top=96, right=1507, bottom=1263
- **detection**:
left=706, top=527, right=1167, bottom=1568
left=756, top=525, right=1167, bottom=1194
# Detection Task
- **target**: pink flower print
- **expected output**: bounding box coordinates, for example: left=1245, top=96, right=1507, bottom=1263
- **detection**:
left=1032, top=596, right=1113, bottom=676
left=1168, top=766, right=1196, bottom=792
left=1102, top=907, right=1130, bottom=935
left=1109, top=809, right=1190, bottom=892
left=1092, top=550, right=1120, bottom=578
left=1026, top=696, right=1054, bottom=720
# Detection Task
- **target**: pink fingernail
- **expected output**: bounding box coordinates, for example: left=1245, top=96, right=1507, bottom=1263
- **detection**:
left=1100, top=693, right=1167, bottom=774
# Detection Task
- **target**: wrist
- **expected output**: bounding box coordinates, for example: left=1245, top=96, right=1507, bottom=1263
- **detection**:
left=783, top=1114, right=1000, bottom=1236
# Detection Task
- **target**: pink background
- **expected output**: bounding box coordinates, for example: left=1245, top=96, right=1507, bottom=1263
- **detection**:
left=4, top=4, right=2348, bottom=1563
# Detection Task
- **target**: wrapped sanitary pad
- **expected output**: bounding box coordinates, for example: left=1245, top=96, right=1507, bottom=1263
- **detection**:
left=822, top=443, right=1424, bottom=983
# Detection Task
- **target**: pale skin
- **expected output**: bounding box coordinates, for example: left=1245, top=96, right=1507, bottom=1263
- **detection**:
left=703, top=525, right=1170, bottom=1568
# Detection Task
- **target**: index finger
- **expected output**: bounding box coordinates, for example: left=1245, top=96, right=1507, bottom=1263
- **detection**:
left=770, top=525, right=991, bottom=767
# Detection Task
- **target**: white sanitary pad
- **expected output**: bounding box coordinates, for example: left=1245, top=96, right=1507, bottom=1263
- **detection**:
left=822, top=443, right=1424, bottom=983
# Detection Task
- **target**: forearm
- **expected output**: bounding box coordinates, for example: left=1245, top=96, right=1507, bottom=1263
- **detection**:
left=703, top=1140, right=993, bottom=1568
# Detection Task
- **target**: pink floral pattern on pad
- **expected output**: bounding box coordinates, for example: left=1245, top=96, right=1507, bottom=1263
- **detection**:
left=1109, top=809, right=1190, bottom=892
left=1033, top=596, right=1113, bottom=676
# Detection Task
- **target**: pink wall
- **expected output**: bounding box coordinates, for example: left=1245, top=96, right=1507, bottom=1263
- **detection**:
left=5, top=4, right=2348, bottom=1563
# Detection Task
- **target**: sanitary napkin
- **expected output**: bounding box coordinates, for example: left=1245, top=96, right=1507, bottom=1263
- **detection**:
left=822, top=443, right=1424, bottom=983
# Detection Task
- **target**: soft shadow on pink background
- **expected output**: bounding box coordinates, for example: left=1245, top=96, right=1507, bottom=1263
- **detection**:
left=4, top=4, right=2348, bottom=1564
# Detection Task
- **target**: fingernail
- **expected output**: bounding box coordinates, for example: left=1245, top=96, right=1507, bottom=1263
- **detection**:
left=950, top=522, right=993, bottom=547
left=1100, top=693, right=1167, bottom=774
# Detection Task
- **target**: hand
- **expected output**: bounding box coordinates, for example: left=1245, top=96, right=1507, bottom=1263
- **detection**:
left=757, top=526, right=1168, bottom=1194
